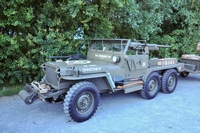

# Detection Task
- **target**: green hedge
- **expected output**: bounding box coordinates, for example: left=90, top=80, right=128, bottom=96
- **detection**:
left=0, top=0, right=199, bottom=85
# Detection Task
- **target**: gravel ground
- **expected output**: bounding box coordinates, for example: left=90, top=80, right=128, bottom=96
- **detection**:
left=0, top=74, right=200, bottom=133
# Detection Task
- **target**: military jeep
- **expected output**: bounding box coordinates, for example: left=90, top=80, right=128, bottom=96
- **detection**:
left=19, top=39, right=184, bottom=122
left=180, top=43, right=200, bottom=77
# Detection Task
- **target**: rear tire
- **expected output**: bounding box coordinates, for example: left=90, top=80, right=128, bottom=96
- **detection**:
left=161, top=69, right=178, bottom=93
left=63, top=81, right=100, bottom=122
left=140, top=72, right=161, bottom=99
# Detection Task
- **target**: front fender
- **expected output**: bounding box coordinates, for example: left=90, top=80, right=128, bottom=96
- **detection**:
left=61, top=72, right=116, bottom=91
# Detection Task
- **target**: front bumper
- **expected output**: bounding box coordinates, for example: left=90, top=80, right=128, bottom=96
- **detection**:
left=18, top=81, right=51, bottom=105
left=18, top=81, right=68, bottom=105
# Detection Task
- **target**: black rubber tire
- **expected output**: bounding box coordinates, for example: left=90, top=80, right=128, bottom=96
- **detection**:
left=63, top=81, right=100, bottom=122
left=180, top=71, right=189, bottom=77
left=161, top=69, right=178, bottom=94
left=140, top=72, right=161, bottom=99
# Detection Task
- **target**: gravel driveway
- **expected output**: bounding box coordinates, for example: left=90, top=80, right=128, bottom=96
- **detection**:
left=0, top=74, right=200, bottom=133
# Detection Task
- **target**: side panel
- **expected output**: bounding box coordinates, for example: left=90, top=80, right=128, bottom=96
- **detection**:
left=59, top=79, right=78, bottom=90
left=124, top=84, right=143, bottom=93
left=144, top=63, right=184, bottom=81
left=122, top=55, right=149, bottom=78
left=60, top=77, right=112, bottom=93
left=61, top=72, right=115, bottom=93
left=59, top=78, right=111, bottom=93
left=126, top=55, right=149, bottom=70
left=89, top=77, right=111, bottom=93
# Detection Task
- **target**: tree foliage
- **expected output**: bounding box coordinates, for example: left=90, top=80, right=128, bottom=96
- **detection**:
left=0, top=0, right=200, bottom=85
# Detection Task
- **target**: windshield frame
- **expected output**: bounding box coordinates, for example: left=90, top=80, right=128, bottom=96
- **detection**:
left=88, top=39, right=131, bottom=55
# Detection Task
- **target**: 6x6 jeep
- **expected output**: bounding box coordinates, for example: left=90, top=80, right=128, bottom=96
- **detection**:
left=19, top=39, right=184, bottom=122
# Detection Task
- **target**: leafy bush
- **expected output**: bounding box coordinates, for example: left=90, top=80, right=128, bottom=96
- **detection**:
left=0, top=0, right=199, bottom=86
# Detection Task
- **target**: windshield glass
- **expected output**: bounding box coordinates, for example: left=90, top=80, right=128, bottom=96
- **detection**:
left=89, top=39, right=128, bottom=53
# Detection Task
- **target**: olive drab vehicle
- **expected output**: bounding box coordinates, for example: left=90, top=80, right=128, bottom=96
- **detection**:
left=19, top=39, right=184, bottom=122
left=180, top=42, right=200, bottom=77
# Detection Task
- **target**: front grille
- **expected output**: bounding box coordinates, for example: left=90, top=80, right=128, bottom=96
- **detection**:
left=45, top=65, right=58, bottom=87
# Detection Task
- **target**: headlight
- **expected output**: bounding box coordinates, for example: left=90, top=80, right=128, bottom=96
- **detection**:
left=112, top=55, right=120, bottom=63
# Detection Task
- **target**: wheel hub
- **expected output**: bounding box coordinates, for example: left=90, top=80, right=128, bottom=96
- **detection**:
left=77, top=94, right=90, bottom=110
left=148, top=79, right=157, bottom=92
left=76, top=92, right=94, bottom=114
left=168, top=76, right=174, bottom=87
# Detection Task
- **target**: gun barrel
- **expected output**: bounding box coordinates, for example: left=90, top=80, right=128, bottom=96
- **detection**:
left=130, top=42, right=170, bottom=50
left=146, top=43, right=171, bottom=48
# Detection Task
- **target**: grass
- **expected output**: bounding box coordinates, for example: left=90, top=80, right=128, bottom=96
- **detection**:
left=0, top=84, right=24, bottom=96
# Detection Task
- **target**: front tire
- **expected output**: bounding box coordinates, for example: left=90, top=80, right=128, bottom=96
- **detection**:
left=140, top=72, right=161, bottom=99
left=63, top=81, right=100, bottom=122
left=161, top=69, right=178, bottom=93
